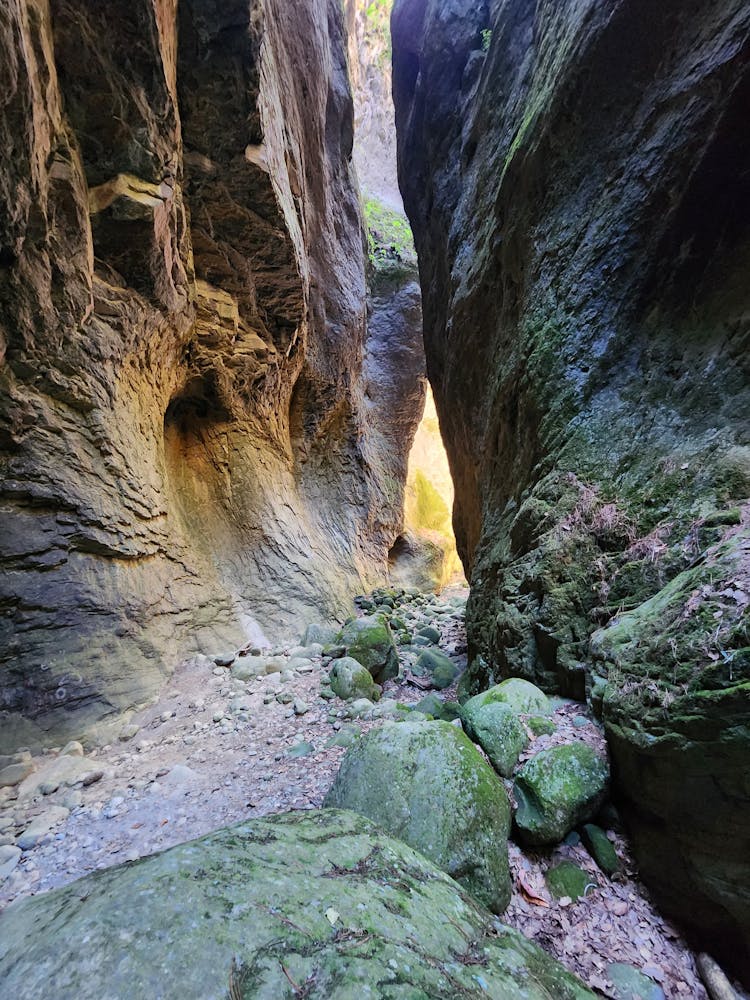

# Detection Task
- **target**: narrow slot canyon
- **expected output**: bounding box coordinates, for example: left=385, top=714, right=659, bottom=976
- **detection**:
left=0, top=1, right=748, bottom=998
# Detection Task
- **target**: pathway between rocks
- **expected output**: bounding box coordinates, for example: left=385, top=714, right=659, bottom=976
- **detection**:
left=0, top=586, right=727, bottom=998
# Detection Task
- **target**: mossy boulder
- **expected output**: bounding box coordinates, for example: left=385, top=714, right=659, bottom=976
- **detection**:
left=462, top=700, right=528, bottom=777
left=324, top=721, right=512, bottom=913
left=465, top=678, right=551, bottom=718
left=415, top=648, right=458, bottom=689
left=514, top=744, right=609, bottom=845
left=328, top=657, right=380, bottom=702
left=339, top=615, right=399, bottom=683
left=0, top=809, right=594, bottom=999
left=416, top=624, right=440, bottom=643
left=592, top=525, right=750, bottom=972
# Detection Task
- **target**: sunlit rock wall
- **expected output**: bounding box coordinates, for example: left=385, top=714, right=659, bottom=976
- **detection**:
left=0, top=0, right=421, bottom=750
left=393, top=0, right=750, bottom=977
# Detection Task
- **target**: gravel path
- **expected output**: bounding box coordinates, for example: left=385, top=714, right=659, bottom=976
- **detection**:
left=0, top=587, right=734, bottom=998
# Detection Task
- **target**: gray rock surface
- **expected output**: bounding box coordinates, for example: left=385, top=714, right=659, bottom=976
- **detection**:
left=0, top=809, right=593, bottom=1000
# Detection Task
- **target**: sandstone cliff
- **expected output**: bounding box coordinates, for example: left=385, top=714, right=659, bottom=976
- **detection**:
left=393, top=0, right=750, bottom=976
left=0, top=0, right=423, bottom=750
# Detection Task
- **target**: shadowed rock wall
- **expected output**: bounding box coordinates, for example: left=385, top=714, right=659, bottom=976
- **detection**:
left=0, top=0, right=422, bottom=750
left=393, top=0, right=750, bottom=977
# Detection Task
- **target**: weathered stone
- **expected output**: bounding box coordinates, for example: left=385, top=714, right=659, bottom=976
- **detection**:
left=545, top=861, right=594, bottom=902
left=0, top=810, right=592, bottom=999
left=0, top=845, right=21, bottom=883
left=328, top=657, right=380, bottom=702
left=324, top=721, right=512, bottom=913
left=514, top=744, right=609, bottom=846
left=413, top=693, right=460, bottom=721
left=462, top=701, right=527, bottom=778
left=392, top=0, right=750, bottom=973
left=339, top=616, right=399, bottom=683
left=302, top=624, right=340, bottom=648
left=0, top=761, right=34, bottom=787
left=414, top=647, right=458, bottom=689
left=17, top=755, right=109, bottom=800
left=581, top=823, right=619, bottom=876
left=16, top=806, right=69, bottom=850
left=463, top=679, right=550, bottom=719
left=607, top=963, right=665, bottom=1000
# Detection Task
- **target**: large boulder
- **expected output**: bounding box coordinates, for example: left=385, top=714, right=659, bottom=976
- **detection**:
left=462, top=700, right=528, bottom=778
left=339, top=615, right=399, bottom=683
left=463, top=678, right=550, bottom=718
left=328, top=657, right=380, bottom=702
left=514, top=744, right=609, bottom=845
left=324, top=721, right=512, bottom=913
left=0, top=810, right=594, bottom=999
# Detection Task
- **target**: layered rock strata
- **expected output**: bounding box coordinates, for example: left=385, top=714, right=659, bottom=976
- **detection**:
left=393, top=0, right=750, bottom=976
left=0, top=0, right=423, bottom=749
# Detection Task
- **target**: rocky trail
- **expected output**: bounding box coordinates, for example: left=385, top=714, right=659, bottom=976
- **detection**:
left=0, top=586, right=728, bottom=1000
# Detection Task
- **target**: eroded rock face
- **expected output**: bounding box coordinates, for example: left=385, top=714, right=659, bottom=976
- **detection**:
left=0, top=0, right=422, bottom=749
left=393, top=0, right=750, bottom=975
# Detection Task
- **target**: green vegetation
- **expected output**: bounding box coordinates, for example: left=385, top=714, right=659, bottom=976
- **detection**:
left=481, top=28, right=493, bottom=51
left=414, top=469, right=451, bottom=533
left=364, top=196, right=415, bottom=272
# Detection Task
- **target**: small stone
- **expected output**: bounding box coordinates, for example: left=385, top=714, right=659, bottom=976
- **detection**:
left=581, top=823, right=619, bottom=875
left=293, top=699, right=309, bottom=716
left=160, top=711, right=173, bottom=723
left=212, top=709, right=225, bottom=723
left=60, top=741, right=84, bottom=757
left=607, top=962, right=665, bottom=1000
left=276, top=692, right=293, bottom=705
left=119, top=725, right=140, bottom=742
left=545, top=861, right=594, bottom=901
left=416, top=625, right=441, bottom=644
left=286, top=741, right=314, bottom=758
left=162, top=765, right=200, bottom=787
left=17, top=807, right=70, bottom=850
left=0, top=845, right=22, bottom=882
left=213, top=653, right=236, bottom=667
left=0, top=761, right=34, bottom=788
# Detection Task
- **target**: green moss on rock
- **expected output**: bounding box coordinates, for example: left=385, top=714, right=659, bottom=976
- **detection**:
left=339, top=615, right=399, bottom=683
left=328, top=657, right=380, bottom=702
left=323, top=721, right=512, bottom=913
left=545, top=861, right=595, bottom=901
left=461, top=700, right=528, bottom=777
left=0, top=809, right=594, bottom=999
left=514, top=744, right=609, bottom=846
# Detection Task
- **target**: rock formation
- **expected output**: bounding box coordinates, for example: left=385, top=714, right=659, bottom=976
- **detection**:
left=393, top=0, right=750, bottom=977
left=0, top=0, right=425, bottom=750
left=0, top=809, right=594, bottom=998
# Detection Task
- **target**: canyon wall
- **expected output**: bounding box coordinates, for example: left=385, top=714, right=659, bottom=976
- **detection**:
left=393, top=0, right=750, bottom=976
left=0, top=0, right=423, bottom=751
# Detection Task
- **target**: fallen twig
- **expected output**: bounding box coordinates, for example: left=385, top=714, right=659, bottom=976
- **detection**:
left=696, top=953, right=739, bottom=1000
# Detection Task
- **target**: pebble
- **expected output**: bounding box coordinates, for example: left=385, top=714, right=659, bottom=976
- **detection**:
left=61, top=741, right=84, bottom=757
